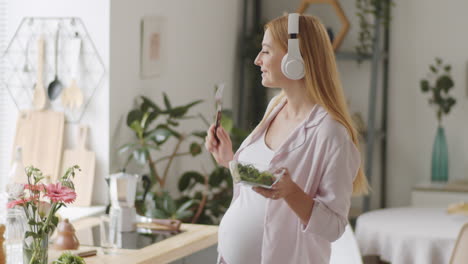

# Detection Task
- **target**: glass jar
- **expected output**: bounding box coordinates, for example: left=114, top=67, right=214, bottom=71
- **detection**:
left=5, top=208, right=27, bottom=264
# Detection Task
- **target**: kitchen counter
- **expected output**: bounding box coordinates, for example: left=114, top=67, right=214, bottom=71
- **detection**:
left=49, top=217, right=218, bottom=264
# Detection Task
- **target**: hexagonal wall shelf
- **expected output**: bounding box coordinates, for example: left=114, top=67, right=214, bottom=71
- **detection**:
left=1, top=17, right=106, bottom=122
left=297, top=0, right=350, bottom=51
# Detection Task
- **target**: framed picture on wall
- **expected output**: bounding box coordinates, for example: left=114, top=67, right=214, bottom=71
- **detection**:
left=140, top=16, right=166, bottom=79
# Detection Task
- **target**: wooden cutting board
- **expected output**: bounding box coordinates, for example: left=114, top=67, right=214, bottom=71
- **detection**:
left=61, top=125, right=95, bottom=206
left=12, top=110, right=65, bottom=183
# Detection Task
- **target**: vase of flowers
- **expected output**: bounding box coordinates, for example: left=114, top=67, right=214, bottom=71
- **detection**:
left=6, top=165, right=79, bottom=264
left=420, top=57, right=456, bottom=182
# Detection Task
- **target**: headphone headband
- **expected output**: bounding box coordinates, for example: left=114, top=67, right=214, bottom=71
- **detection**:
left=281, top=13, right=305, bottom=80
left=288, top=13, right=300, bottom=35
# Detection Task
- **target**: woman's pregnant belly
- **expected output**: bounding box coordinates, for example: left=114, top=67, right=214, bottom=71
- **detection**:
left=218, top=185, right=267, bottom=264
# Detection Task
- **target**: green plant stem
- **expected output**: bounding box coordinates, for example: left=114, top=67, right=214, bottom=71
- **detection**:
left=29, top=249, right=37, bottom=264
left=437, top=110, right=442, bottom=124
left=162, top=136, right=185, bottom=188
left=155, top=152, right=192, bottom=164
left=145, top=150, right=163, bottom=187
left=43, top=203, right=57, bottom=232
left=191, top=173, right=209, bottom=223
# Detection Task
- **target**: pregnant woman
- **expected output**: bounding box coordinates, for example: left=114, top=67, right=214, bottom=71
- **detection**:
left=205, top=13, right=368, bottom=264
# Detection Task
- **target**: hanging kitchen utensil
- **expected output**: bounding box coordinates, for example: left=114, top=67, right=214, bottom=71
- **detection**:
left=23, top=35, right=32, bottom=73
left=61, top=33, right=83, bottom=109
left=47, top=25, right=63, bottom=101
left=32, top=36, right=47, bottom=110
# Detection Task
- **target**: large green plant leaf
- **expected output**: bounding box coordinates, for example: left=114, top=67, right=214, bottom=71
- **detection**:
left=169, top=100, right=203, bottom=119
left=130, top=120, right=143, bottom=138
left=178, top=171, right=205, bottom=191
left=140, top=112, right=151, bottom=130
left=141, top=96, right=162, bottom=113
left=191, top=131, right=207, bottom=139
left=174, top=199, right=195, bottom=220
left=178, top=173, right=191, bottom=192
left=420, top=80, right=430, bottom=92
left=436, top=75, right=454, bottom=92
left=175, top=211, right=193, bottom=220
left=163, top=92, right=172, bottom=110
left=189, top=142, right=202, bottom=156
left=147, top=125, right=173, bottom=145
left=148, top=124, right=181, bottom=140
left=146, top=111, right=159, bottom=128
left=163, top=194, right=177, bottom=214
left=132, top=149, right=147, bottom=164
left=167, top=119, right=179, bottom=126
left=127, top=110, right=143, bottom=128
left=209, top=167, right=225, bottom=187
left=118, top=143, right=137, bottom=154
left=165, top=125, right=181, bottom=139
left=220, top=116, right=233, bottom=133
left=176, top=199, right=195, bottom=214
left=149, top=208, right=169, bottom=219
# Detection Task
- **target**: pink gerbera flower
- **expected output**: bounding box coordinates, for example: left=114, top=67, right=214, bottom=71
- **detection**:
left=44, top=183, right=76, bottom=203
left=24, top=184, right=45, bottom=192
left=7, top=197, right=35, bottom=208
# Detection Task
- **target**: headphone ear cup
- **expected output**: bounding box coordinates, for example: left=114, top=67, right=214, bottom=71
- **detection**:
left=282, top=54, right=305, bottom=80
left=281, top=54, right=289, bottom=77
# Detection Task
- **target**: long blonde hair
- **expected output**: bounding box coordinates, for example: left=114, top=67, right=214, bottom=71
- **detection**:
left=259, top=14, right=368, bottom=195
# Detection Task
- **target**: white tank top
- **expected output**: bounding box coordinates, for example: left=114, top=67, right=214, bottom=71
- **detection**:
left=218, top=129, right=275, bottom=264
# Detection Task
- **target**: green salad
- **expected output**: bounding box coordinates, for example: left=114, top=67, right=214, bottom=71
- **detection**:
left=52, top=252, right=85, bottom=264
left=238, top=163, right=275, bottom=186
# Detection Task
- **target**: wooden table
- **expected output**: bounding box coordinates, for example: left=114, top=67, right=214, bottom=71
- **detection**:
left=49, top=217, right=218, bottom=264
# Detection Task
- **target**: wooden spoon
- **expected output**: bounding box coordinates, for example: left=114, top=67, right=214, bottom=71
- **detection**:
left=32, top=37, right=46, bottom=110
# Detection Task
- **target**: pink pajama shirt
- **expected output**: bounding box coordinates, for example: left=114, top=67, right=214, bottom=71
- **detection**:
left=218, top=96, right=361, bottom=264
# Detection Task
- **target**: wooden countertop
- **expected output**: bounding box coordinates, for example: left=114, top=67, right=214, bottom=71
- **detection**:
left=49, top=217, right=218, bottom=264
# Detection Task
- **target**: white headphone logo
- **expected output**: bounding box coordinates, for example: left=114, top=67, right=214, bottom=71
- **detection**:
left=281, top=13, right=305, bottom=80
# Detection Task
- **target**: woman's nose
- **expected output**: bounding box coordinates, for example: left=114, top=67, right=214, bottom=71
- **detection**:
left=254, top=53, right=261, bottom=66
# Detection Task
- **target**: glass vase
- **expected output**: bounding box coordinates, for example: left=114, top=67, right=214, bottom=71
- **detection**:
left=431, top=125, right=448, bottom=182
left=23, top=230, right=48, bottom=264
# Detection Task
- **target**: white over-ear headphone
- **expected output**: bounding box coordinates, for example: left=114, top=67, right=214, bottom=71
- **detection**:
left=281, top=13, right=305, bottom=80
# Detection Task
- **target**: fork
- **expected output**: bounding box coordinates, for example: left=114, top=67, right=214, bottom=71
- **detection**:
left=214, top=83, right=225, bottom=143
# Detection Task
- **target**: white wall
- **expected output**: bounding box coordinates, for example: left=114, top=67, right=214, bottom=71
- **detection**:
left=263, top=0, right=468, bottom=208
left=387, top=0, right=468, bottom=206
left=6, top=0, right=110, bottom=205
left=109, top=0, right=242, bottom=194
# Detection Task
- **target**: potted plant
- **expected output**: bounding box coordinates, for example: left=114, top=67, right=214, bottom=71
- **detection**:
left=420, top=57, right=456, bottom=182
left=119, top=93, right=205, bottom=219
left=355, top=0, right=394, bottom=60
